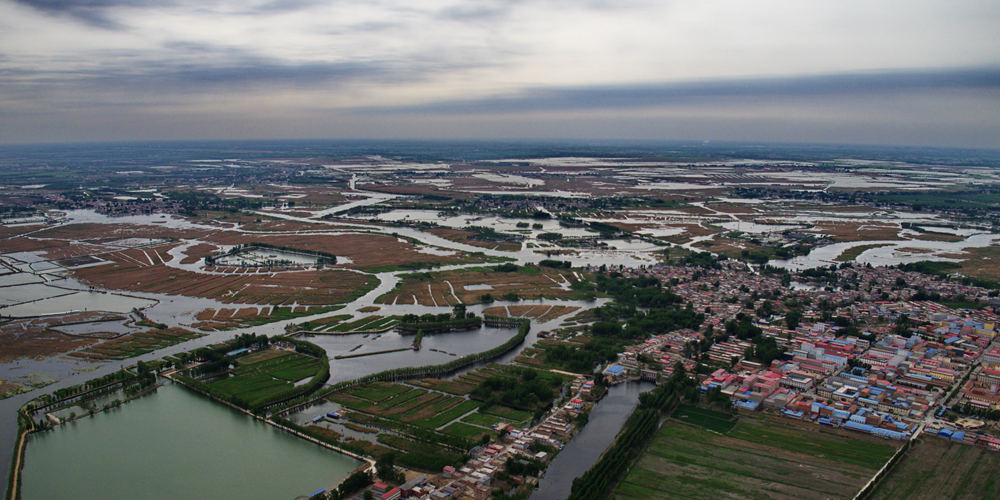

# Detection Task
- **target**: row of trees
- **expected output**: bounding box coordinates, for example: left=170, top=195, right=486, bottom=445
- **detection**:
left=567, top=366, right=693, bottom=500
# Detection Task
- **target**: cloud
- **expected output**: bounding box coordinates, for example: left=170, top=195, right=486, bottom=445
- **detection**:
left=351, top=67, right=1000, bottom=115
left=12, top=0, right=165, bottom=29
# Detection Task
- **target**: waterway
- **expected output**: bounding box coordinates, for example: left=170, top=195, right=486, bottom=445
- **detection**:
left=530, top=381, right=653, bottom=500
left=18, top=383, right=360, bottom=500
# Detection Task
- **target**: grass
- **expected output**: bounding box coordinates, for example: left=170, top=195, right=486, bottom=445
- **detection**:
left=461, top=412, right=512, bottom=427
left=870, top=437, right=1000, bottom=500
left=415, top=399, right=481, bottom=429
left=207, top=351, right=323, bottom=408
left=442, top=421, right=493, bottom=440
left=613, top=414, right=898, bottom=500
left=481, top=405, right=532, bottom=425
left=376, top=434, right=466, bottom=471
left=726, top=419, right=895, bottom=469
left=330, top=315, right=399, bottom=332
left=408, top=378, right=477, bottom=395
left=836, top=243, right=894, bottom=262
left=345, top=382, right=411, bottom=402
left=672, top=405, right=737, bottom=433
left=69, top=328, right=204, bottom=360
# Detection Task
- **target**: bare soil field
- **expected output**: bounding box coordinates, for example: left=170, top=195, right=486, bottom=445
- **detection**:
left=870, top=437, right=1000, bottom=500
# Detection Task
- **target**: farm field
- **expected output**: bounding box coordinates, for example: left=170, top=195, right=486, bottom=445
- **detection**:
left=67, top=328, right=204, bottom=360
left=614, top=412, right=897, bottom=500
left=869, top=437, right=1000, bottom=500
left=207, top=351, right=324, bottom=408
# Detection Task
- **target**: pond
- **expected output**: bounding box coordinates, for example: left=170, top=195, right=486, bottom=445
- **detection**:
left=19, top=383, right=360, bottom=500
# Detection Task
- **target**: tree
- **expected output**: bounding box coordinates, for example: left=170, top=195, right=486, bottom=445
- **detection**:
left=785, top=309, right=802, bottom=330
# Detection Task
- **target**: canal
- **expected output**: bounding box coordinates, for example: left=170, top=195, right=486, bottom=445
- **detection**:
left=18, top=383, right=360, bottom=500
left=530, top=381, right=653, bottom=500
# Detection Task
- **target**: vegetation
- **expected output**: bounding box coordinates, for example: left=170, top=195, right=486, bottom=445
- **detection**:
left=567, top=366, right=692, bottom=500
left=398, top=305, right=481, bottom=334
left=470, top=367, right=565, bottom=412
left=176, top=334, right=329, bottom=412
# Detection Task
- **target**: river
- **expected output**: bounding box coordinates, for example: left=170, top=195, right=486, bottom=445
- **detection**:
left=18, top=383, right=360, bottom=499
left=530, top=381, right=653, bottom=500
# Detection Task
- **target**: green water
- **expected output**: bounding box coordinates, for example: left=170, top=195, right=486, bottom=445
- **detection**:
left=19, top=383, right=360, bottom=499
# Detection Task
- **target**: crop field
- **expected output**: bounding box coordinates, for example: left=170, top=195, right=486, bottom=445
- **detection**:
left=870, top=438, right=1000, bottom=500
left=193, top=305, right=339, bottom=330
left=319, top=315, right=398, bottom=333
left=327, top=378, right=525, bottom=437
left=614, top=414, right=897, bottom=500
left=208, top=351, right=323, bottom=408
left=409, top=377, right=478, bottom=395
left=482, top=304, right=579, bottom=322
left=67, top=328, right=204, bottom=360
left=378, top=266, right=580, bottom=306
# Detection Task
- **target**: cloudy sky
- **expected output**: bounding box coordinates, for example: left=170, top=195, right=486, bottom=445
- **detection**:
left=2, top=0, right=998, bottom=147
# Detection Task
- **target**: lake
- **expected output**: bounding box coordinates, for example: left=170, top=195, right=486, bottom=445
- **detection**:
left=19, top=383, right=360, bottom=500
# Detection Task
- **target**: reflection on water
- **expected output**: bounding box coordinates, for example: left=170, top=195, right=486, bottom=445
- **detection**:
left=20, top=383, right=360, bottom=500
left=531, top=381, right=653, bottom=500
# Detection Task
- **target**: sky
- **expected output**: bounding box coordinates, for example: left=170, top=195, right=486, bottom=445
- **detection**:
left=1, top=0, right=999, bottom=147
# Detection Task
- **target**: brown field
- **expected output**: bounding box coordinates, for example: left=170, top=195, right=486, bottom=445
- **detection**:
left=66, top=327, right=203, bottom=360
left=179, top=243, right=219, bottom=264
left=33, top=223, right=205, bottom=241
left=948, top=245, right=1000, bottom=283
left=202, top=232, right=481, bottom=271
left=378, top=267, right=579, bottom=306
left=427, top=228, right=522, bottom=252
left=73, top=251, right=375, bottom=305
left=810, top=222, right=902, bottom=242
left=0, top=312, right=125, bottom=361
left=913, top=232, right=965, bottom=242
left=870, top=438, right=1000, bottom=500
left=357, top=183, right=468, bottom=199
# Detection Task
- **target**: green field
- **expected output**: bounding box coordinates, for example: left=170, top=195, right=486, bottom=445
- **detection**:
left=461, top=411, right=513, bottom=427
left=207, top=351, right=323, bottom=408
left=442, top=421, right=493, bottom=440
left=870, top=437, right=1000, bottom=500
left=344, top=382, right=411, bottom=402
left=614, top=415, right=897, bottom=500
left=481, top=404, right=533, bottom=425
left=672, top=405, right=737, bottom=433
left=376, top=434, right=466, bottom=471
